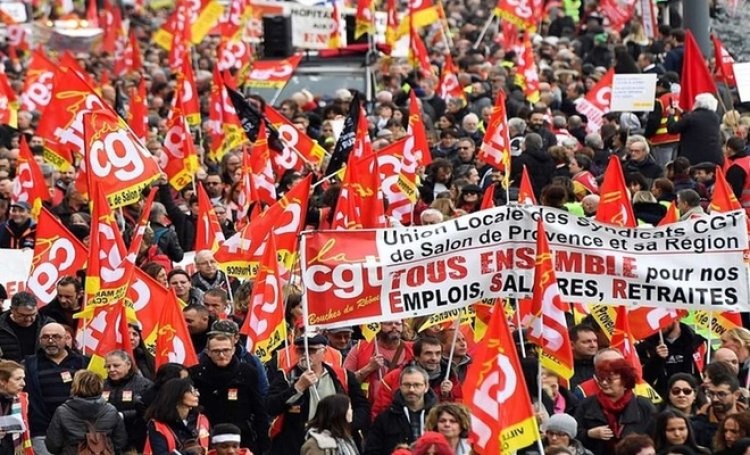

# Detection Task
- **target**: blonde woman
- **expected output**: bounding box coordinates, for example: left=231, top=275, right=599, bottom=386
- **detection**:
left=721, top=327, right=750, bottom=387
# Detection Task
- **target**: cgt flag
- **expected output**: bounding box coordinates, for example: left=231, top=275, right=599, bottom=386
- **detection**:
left=155, top=289, right=199, bottom=369
left=596, top=155, right=636, bottom=227
left=241, top=234, right=286, bottom=362
left=463, top=302, right=540, bottom=454
left=526, top=218, right=574, bottom=379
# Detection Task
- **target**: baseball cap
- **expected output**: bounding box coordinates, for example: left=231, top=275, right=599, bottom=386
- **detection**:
left=294, top=332, right=328, bottom=347
left=10, top=201, right=31, bottom=211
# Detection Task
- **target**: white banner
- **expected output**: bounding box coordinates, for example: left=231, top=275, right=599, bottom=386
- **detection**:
left=0, top=249, right=34, bottom=305
left=301, top=206, right=750, bottom=328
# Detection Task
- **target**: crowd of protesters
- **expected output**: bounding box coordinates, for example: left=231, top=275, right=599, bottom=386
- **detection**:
left=0, top=0, right=749, bottom=452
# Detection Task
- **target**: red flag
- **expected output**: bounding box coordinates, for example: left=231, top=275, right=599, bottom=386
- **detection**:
left=599, top=0, right=636, bottom=32
left=680, top=31, right=718, bottom=111
left=595, top=156, right=636, bottom=227
left=177, top=56, right=201, bottom=126
left=84, top=181, right=130, bottom=307
left=575, top=68, right=614, bottom=133
left=161, top=96, right=199, bottom=191
left=518, top=165, right=537, bottom=204
left=216, top=175, right=311, bottom=280
left=11, top=136, right=48, bottom=219
left=26, top=208, right=88, bottom=304
left=627, top=307, right=687, bottom=340
left=354, top=0, right=374, bottom=39
left=712, top=34, right=736, bottom=87
left=249, top=122, right=277, bottom=207
left=265, top=105, right=327, bottom=167
left=208, top=67, right=245, bottom=161
left=611, top=305, right=643, bottom=377
left=155, top=289, right=199, bottom=369
left=21, top=49, right=56, bottom=112
left=526, top=218, right=574, bottom=379
left=195, top=182, right=225, bottom=252
left=127, top=78, right=149, bottom=143
left=82, top=301, right=133, bottom=375
left=127, top=268, right=169, bottom=345
left=83, top=109, right=161, bottom=208
left=658, top=202, right=679, bottom=226
left=495, top=0, right=543, bottom=32
left=517, top=34, right=540, bottom=103
left=0, top=72, right=18, bottom=128
left=711, top=166, right=742, bottom=212
left=409, top=23, right=433, bottom=77
left=240, top=234, right=286, bottom=362
left=478, top=90, right=511, bottom=173
left=333, top=152, right=386, bottom=230
left=375, top=139, right=414, bottom=225
left=408, top=90, right=432, bottom=166
left=481, top=183, right=496, bottom=210
left=462, top=302, right=540, bottom=454
left=85, top=0, right=99, bottom=28
left=438, top=53, right=464, bottom=101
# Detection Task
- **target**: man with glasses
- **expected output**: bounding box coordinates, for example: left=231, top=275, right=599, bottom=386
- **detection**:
left=364, top=365, right=436, bottom=455
left=624, top=137, right=663, bottom=181
left=0, top=291, right=52, bottom=362
left=191, top=334, right=269, bottom=455
left=204, top=171, right=225, bottom=203
left=452, top=138, right=476, bottom=169
left=192, top=249, right=238, bottom=295
left=692, top=372, right=744, bottom=448
left=267, top=333, right=369, bottom=454
left=25, top=323, right=89, bottom=455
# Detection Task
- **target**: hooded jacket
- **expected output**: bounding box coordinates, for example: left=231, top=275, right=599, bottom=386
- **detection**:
left=301, top=429, right=359, bottom=455
left=45, top=396, right=127, bottom=455
left=363, top=389, right=437, bottom=455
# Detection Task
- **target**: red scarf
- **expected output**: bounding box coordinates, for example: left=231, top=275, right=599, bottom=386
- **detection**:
left=595, top=389, right=634, bottom=438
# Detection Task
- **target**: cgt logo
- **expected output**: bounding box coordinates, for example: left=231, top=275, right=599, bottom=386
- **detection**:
left=472, top=352, right=517, bottom=449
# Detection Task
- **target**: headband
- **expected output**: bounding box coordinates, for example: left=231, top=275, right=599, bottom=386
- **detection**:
left=211, top=434, right=241, bottom=444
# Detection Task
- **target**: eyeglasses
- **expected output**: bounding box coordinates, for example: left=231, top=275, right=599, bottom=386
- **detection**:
left=595, top=374, right=621, bottom=384
left=208, top=348, right=233, bottom=356
left=40, top=334, right=64, bottom=341
left=13, top=310, right=37, bottom=321
left=670, top=387, right=694, bottom=396
left=705, top=390, right=732, bottom=400
left=401, top=382, right=426, bottom=390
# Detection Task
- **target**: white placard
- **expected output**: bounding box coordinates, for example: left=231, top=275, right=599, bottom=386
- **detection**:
left=734, top=62, right=750, bottom=102
left=611, top=73, right=657, bottom=112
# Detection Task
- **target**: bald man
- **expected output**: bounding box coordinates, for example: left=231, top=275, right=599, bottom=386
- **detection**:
left=25, top=323, right=90, bottom=455
left=714, top=348, right=740, bottom=374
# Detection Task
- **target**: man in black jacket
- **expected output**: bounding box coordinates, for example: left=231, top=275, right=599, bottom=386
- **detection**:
left=25, top=323, right=89, bottom=455
left=190, top=334, right=269, bottom=455
left=517, top=133, right=555, bottom=198
left=149, top=202, right=184, bottom=264
left=0, top=292, right=52, bottom=362
left=266, top=333, right=370, bottom=455
left=364, top=365, right=437, bottom=455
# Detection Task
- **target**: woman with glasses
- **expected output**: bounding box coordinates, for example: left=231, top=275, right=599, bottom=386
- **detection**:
left=541, top=413, right=594, bottom=455
left=575, top=359, right=656, bottom=455
left=661, top=374, right=703, bottom=416
left=651, top=410, right=709, bottom=454
left=144, top=378, right=209, bottom=455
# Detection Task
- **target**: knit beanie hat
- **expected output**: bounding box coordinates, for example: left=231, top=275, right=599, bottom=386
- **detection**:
left=545, top=413, right=578, bottom=439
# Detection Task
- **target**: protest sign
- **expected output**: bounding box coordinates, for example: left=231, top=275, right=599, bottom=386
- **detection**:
left=611, top=74, right=657, bottom=111
left=301, top=206, right=750, bottom=329
left=734, top=62, right=750, bottom=102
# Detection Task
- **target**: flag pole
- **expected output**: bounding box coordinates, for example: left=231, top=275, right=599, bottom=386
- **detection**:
left=300, top=274, right=320, bottom=400
left=473, top=12, right=496, bottom=49
left=706, top=311, right=713, bottom=364
left=444, top=317, right=461, bottom=383
left=373, top=339, right=384, bottom=381
left=514, top=298, right=527, bottom=358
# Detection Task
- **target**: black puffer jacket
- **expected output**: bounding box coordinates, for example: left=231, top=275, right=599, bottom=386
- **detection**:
left=667, top=108, right=724, bottom=167
left=0, top=311, right=51, bottom=362
left=45, top=396, right=127, bottom=455
left=104, top=373, right=153, bottom=451
left=518, top=145, right=555, bottom=198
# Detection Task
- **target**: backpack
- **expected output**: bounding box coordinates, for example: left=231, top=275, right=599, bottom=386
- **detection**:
left=77, top=421, right=115, bottom=455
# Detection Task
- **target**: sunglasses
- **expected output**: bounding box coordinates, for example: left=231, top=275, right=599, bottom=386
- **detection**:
left=670, top=387, right=694, bottom=396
